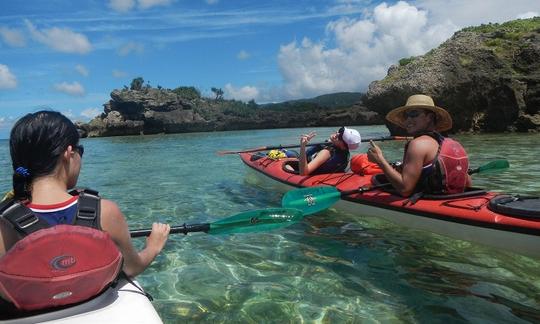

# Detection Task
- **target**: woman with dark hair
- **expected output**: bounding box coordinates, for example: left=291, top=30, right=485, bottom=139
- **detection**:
left=0, top=111, right=170, bottom=311
left=296, top=126, right=361, bottom=175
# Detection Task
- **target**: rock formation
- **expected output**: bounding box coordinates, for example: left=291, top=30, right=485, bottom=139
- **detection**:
left=363, top=17, right=540, bottom=134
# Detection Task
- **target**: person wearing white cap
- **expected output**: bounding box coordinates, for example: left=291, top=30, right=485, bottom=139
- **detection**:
left=296, top=126, right=361, bottom=175
left=367, top=94, right=471, bottom=197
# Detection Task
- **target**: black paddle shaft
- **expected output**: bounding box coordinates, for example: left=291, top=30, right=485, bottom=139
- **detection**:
left=341, top=183, right=393, bottom=196
left=130, top=223, right=211, bottom=238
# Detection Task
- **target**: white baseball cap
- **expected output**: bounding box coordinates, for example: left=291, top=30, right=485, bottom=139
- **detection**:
left=340, top=127, right=361, bottom=150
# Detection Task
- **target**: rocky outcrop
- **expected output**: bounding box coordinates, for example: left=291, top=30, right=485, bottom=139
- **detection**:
left=78, top=89, right=382, bottom=137
left=364, top=17, right=540, bottom=134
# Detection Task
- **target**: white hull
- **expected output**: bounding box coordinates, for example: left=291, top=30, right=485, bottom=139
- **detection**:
left=249, top=168, right=540, bottom=259
left=2, top=278, right=162, bottom=324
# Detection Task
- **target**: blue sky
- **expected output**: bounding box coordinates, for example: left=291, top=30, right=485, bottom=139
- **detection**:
left=0, top=0, right=539, bottom=138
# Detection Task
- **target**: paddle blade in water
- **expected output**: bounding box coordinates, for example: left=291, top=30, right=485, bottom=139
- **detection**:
left=281, top=186, right=341, bottom=215
left=478, top=159, right=510, bottom=173
left=208, top=208, right=304, bottom=235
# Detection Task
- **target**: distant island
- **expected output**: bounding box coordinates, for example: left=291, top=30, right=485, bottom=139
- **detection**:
left=78, top=17, right=540, bottom=137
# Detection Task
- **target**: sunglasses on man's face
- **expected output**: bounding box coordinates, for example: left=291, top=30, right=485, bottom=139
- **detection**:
left=403, top=110, right=424, bottom=119
left=74, top=144, right=84, bottom=158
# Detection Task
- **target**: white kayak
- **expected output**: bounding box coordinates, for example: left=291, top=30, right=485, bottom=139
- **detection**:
left=1, top=277, right=162, bottom=324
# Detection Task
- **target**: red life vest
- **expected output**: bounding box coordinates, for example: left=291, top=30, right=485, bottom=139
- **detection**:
left=422, top=133, right=469, bottom=194
left=0, top=189, right=122, bottom=311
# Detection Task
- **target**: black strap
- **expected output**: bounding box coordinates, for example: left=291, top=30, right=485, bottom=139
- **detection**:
left=74, top=189, right=101, bottom=229
left=0, top=199, right=50, bottom=236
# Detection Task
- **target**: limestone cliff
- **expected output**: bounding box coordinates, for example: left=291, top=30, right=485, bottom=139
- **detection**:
left=364, top=17, right=540, bottom=134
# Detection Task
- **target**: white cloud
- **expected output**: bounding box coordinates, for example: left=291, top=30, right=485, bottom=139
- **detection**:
left=224, top=83, right=259, bottom=102
left=517, top=11, right=539, bottom=19
left=413, top=0, right=540, bottom=28
left=117, top=41, right=144, bottom=56
left=81, top=108, right=101, bottom=119
left=75, top=64, right=89, bottom=77
left=112, top=69, right=128, bottom=78
left=0, top=27, right=26, bottom=47
left=54, top=81, right=85, bottom=96
left=138, top=0, right=172, bottom=9
left=206, top=0, right=219, bottom=4
left=237, top=50, right=251, bottom=60
left=0, top=64, right=17, bottom=89
left=276, top=1, right=457, bottom=98
left=109, top=0, right=135, bottom=12
left=24, top=20, right=92, bottom=54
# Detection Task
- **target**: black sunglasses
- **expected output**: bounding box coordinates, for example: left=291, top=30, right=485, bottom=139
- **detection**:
left=74, top=144, right=84, bottom=158
left=338, top=127, right=345, bottom=140
left=403, top=110, right=423, bottom=119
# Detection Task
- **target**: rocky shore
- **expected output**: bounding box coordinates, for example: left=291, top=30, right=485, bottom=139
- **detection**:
left=77, top=89, right=381, bottom=137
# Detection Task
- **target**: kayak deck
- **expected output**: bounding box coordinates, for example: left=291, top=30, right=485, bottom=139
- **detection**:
left=1, top=278, right=162, bottom=324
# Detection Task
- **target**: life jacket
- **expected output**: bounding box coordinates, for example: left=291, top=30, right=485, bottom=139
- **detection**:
left=350, top=153, right=383, bottom=175
left=306, top=143, right=349, bottom=174
left=412, top=132, right=469, bottom=194
left=0, top=189, right=122, bottom=311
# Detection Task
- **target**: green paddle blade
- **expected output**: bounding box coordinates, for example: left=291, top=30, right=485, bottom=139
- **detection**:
left=281, top=186, right=341, bottom=215
left=477, top=159, right=510, bottom=173
left=208, top=208, right=304, bottom=235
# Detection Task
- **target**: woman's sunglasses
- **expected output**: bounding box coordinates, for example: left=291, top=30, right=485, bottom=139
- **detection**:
left=403, top=110, right=424, bottom=119
left=338, top=127, right=345, bottom=140
left=74, top=144, right=84, bottom=158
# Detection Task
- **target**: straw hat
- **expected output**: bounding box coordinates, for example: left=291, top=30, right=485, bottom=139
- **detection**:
left=385, top=94, right=453, bottom=132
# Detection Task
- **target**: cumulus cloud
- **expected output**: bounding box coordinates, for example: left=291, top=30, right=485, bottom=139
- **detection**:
left=414, top=0, right=540, bottom=28
left=112, top=69, right=128, bottom=78
left=117, top=41, right=144, bottom=56
left=0, top=64, right=17, bottom=89
left=109, top=0, right=135, bottom=12
left=276, top=1, right=457, bottom=98
left=81, top=108, right=101, bottom=119
left=54, top=81, right=85, bottom=96
left=517, top=11, right=539, bottom=19
left=237, top=50, right=251, bottom=60
left=0, top=27, right=26, bottom=47
left=138, top=0, right=172, bottom=9
left=24, top=20, right=91, bottom=54
left=224, top=83, right=259, bottom=102
left=75, top=64, right=89, bottom=77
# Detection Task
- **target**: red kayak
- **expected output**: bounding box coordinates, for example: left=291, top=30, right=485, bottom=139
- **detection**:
left=239, top=153, right=540, bottom=259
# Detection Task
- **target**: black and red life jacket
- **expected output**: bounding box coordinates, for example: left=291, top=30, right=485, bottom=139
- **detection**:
left=414, top=132, right=469, bottom=194
left=0, top=189, right=122, bottom=311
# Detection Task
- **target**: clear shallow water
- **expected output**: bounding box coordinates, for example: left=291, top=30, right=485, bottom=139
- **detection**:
left=0, top=125, right=539, bottom=323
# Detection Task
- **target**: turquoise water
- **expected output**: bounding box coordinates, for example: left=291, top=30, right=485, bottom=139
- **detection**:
left=0, top=125, right=539, bottom=323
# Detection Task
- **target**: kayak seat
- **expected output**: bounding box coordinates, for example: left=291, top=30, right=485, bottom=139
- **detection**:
left=283, top=161, right=300, bottom=175
left=488, top=195, right=540, bottom=219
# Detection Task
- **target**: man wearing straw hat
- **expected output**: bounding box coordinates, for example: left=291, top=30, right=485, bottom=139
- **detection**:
left=367, top=94, right=471, bottom=197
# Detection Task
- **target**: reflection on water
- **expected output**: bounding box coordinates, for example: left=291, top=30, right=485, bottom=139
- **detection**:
left=0, top=126, right=539, bottom=323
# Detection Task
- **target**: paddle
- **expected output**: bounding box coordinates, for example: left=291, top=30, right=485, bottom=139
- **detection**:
left=129, top=208, right=304, bottom=237
left=281, top=159, right=510, bottom=215
left=217, top=136, right=412, bottom=155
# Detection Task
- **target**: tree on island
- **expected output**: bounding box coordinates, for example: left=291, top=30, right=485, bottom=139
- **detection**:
left=211, top=87, right=224, bottom=100
left=130, top=77, right=144, bottom=90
